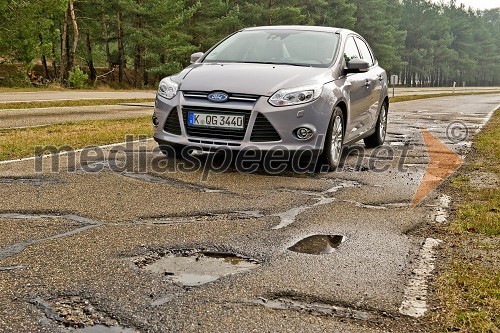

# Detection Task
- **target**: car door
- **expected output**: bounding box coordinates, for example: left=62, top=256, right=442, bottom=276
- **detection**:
left=354, top=36, right=383, bottom=133
left=343, top=36, right=372, bottom=142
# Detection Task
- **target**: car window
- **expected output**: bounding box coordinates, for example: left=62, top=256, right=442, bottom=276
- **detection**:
left=204, top=30, right=339, bottom=68
left=343, top=37, right=360, bottom=65
left=355, top=37, right=374, bottom=66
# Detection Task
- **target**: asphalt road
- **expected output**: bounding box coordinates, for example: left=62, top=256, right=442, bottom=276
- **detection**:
left=0, top=94, right=498, bottom=332
left=0, top=104, right=154, bottom=129
left=0, top=90, right=156, bottom=103
left=0, top=87, right=498, bottom=104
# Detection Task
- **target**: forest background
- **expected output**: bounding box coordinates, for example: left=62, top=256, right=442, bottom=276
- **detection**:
left=0, top=0, right=498, bottom=88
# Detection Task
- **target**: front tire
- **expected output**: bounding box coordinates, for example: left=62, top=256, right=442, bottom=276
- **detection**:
left=364, top=102, right=388, bottom=148
left=320, top=107, right=345, bottom=171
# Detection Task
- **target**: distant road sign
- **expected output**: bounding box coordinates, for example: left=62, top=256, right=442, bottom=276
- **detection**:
left=390, top=75, right=398, bottom=85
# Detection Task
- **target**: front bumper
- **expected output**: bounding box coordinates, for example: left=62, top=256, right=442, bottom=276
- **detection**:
left=153, top=90, right=335, bottom=152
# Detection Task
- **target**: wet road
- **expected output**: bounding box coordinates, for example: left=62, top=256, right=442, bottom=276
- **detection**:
left=0, top=94, right=498, bottom=332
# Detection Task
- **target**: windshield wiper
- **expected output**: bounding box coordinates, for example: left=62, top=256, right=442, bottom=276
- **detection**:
left=239, top=61, right=312, bottom=67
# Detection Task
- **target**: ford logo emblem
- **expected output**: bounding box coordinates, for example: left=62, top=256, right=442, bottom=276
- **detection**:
left=207, top=92, right=229, bottom=103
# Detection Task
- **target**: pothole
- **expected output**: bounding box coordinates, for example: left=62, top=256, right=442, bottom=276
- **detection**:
left=32, top=296, right=137, bottom=332
left=253, top=296, right=372, bottom=320
left=288, top=235, right=344, bottom=255
left=133, top=249, right=260, bottom=287
left=137, top=210, right=264, bottom=225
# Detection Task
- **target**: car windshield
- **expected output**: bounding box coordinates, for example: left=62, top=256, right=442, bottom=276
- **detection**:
left=203, top=29, right=339, bottom=68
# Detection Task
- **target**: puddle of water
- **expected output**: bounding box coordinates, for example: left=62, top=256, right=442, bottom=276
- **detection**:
left=141, top=251, right=260, bottom=287
left=288, top=235, right=344, bottom=255
left=68, top=324, right=138, bottom=333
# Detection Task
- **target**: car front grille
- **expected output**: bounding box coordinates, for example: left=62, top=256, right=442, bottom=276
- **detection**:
left=181, top=106, right=250, bottom=141
left=182, top=91, right=260, bottom=103
left=163, top=109, right=182, bottom=135
left=250, top=113, right=281, bottom=142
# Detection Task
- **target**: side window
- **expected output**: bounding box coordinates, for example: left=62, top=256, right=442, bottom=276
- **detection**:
left=344, top=37, right=360, bottom=65
left=355, top=37, right=374, bottom=66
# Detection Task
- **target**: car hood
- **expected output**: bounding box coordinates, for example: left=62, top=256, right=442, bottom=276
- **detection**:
left=177, top=63, right=332, bottom=96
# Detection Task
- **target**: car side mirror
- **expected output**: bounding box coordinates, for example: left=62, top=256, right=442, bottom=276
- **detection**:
left=345, top=58, right=370, bottom=74
left=190, top=52, right=204, bottom=64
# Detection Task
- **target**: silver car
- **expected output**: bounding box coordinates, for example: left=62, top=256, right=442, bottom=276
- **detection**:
left=153, top=25, right=389, bottom=169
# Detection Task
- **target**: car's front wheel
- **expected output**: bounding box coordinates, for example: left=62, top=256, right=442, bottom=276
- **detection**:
left=320, top=107, right=345, bottom=171
left=364, top=102, right=388, bottom=148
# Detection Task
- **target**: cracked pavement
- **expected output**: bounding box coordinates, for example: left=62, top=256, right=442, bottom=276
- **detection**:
left=0, top=94, right=498, bottom=332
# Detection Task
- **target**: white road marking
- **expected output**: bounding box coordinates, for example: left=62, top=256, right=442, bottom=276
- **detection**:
left=432, top=194, right=451, bottom=223
left=399, top=237, right=443, bottom=317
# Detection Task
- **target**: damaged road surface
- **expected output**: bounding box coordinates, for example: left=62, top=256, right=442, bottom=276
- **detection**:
left=0, top=94, right=498, bottom=332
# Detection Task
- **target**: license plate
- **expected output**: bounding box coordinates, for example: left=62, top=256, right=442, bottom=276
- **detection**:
left=187, top=112, right=244, bottom=130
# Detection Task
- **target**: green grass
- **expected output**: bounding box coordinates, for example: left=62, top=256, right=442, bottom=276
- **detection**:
left=0, top=116, right=152, bottom=161
left=436, top=260, right=500, bottom=332
left=431, top=109, right=500, bottom=332
left=391, top=90, right=500, bottom=103
left=0, top=98, right=154, bottom=110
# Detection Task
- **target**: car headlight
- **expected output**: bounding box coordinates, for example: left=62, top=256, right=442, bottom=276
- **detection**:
left=157, top=77, right=179, bottom=100
left=268, top=84, right=323, bottom=107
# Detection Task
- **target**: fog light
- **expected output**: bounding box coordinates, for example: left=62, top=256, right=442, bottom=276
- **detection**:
left=295, top=127, right=314, bottom=140
left=152, top=115, right=159, bottom=127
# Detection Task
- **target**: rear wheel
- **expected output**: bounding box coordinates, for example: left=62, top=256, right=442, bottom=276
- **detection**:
left=364, top=102, right=388, bottom=148
left=320, top=107, right=344, bottom=171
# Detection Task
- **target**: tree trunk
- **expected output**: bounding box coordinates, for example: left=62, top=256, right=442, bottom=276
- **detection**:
left=86, top=32, right=97, bottom=81
left=134, top=1, right=143, bottom=87
left=52, top=40, right=58, bottom=78
left=116, top=10, right=125, bottom=83
left=101, top=9, right=112, bottom=72
left=60, top=7, right=70, bottom=82
left=268, top=0, right=273, bottom=25
left=39, top=34, right=49, bottom=80
left=68, top=0, right=79, bottom=71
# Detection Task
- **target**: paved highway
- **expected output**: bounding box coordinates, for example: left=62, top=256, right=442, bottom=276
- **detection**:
left=0, top=94, right=498, bottom=332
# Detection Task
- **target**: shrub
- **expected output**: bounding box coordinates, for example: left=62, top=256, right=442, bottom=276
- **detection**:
left=1, top=70, right=31, bottom=87
left=68, top=66, right=89, bottom=89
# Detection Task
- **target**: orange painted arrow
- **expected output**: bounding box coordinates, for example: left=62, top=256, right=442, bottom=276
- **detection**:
left=411, top=129, right=463, bottom=207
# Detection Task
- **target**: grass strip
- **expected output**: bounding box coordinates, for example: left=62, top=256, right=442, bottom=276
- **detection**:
left=0, top=98, right=153, bottom=110
left=391, top=90, right=500, bottom=103
left=430, top=109, right=500, bottom=332
left=0, top=116, right=152, bottom=161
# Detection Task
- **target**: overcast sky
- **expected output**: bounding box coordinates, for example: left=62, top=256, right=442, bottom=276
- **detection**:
left=433, top=0, right=500, bottom=10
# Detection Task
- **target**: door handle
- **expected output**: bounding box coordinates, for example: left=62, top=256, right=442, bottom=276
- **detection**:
left=377, top=75, right=383, bottom=82
left=364, top=80, right=371, bottom=88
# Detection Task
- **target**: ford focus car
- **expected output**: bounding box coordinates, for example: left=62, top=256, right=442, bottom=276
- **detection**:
left=153, top=25, right=389, bottom=169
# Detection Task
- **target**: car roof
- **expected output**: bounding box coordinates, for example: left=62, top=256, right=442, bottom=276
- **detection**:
left=242, top=25, right=351, bottom=35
